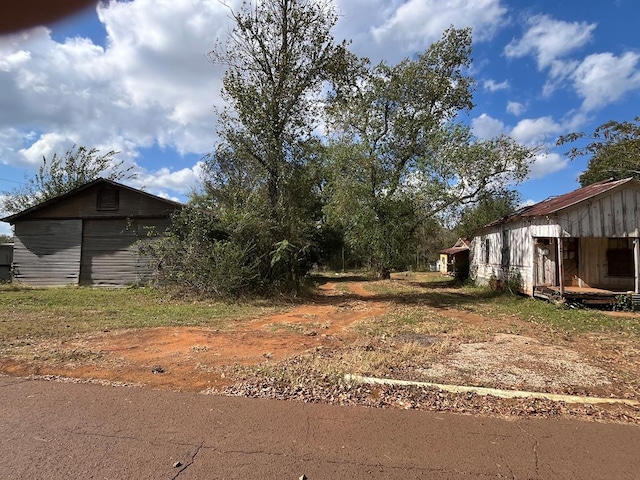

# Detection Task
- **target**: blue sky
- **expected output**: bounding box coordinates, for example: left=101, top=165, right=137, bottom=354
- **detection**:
left=1, top=0, right=639, bottom=236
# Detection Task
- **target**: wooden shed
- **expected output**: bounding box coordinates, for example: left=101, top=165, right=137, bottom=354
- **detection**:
left=1, top=178, right=181, bottom=287
left=438, top=238, right=470, bottom=275
left=470, top=178, right=640, bottom=304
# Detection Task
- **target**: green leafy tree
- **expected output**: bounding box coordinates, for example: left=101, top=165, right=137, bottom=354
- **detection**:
left=557, top=117, right=640, bottom=186
left=454, top=190, right=520, bottom=239
left=203, top=0, right=354, bottom=288
left=2, top=145, right=134, bottom=214
left=324, top=28, right=532, bottom=277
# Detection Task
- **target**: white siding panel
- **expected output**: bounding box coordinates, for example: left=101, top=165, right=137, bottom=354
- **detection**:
left=13, top=219, right=81, bottom=286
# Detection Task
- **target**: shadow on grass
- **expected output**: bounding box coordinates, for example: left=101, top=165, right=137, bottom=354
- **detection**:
left=306, top=273, right=509, bottom=310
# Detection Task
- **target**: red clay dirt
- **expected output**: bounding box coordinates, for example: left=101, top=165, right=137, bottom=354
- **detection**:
left=1, top=281, right=389, bottom=391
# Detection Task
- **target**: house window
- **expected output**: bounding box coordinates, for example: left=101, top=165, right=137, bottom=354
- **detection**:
left=484, top=237, right=490, bottom=264
left=501, top=229, right=510, bottom=268
left=607, top=238, right=633, bottom=277
left=97, top=187, right=119, bottom=211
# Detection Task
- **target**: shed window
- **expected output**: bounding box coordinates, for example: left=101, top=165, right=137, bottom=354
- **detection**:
left=607, top=238, right=633, bottom=277
left=97, top=187, right=119, bottom=211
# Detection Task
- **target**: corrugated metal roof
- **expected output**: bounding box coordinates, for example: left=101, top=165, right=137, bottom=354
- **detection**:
left=518, top=178, right=635, bottom=217
left=440, top=246, right=469, bottom=255
left=481, top=177, right=640, bottom=229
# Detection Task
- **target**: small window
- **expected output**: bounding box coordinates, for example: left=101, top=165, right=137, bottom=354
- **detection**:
left=607, top=238, right=632, bottom=277
left=97, top=187, right=119, bottom=211
left=484, top=237, right=490, bottom=264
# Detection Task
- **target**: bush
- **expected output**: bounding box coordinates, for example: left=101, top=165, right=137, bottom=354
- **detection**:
left=139, top=207, right=260, bottom=297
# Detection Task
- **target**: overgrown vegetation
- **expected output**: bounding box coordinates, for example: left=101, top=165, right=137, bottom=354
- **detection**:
left=142, top=0, right=534, bottom=295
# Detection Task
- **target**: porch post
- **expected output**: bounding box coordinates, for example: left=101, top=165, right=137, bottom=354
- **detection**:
left=557, top=237, right=565, bottom=296
left=634, top=238, right=639, bottom=294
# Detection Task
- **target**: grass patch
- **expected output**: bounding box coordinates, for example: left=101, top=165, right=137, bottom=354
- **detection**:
left=463, top=291, right=640, bottom=337
left=0, top=285, right=282, bottom=347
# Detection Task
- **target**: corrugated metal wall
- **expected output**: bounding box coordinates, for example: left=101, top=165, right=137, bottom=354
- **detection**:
left=80, top=218, right=169, bottom=287
left=0, top=244, right=13, bottom=281
left=13, top=220, right=82, bottom=286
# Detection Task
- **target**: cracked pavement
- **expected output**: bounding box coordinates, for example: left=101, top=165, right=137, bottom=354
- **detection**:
left=1, top=376, right=639, bottom=479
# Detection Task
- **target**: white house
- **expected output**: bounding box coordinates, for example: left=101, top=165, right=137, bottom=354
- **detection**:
left=470, top=178, right=640, bottom=304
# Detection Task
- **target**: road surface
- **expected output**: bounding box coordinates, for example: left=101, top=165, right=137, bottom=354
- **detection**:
left=1, top=375, right=639, bottom=479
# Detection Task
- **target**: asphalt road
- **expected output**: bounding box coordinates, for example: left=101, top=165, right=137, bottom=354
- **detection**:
left=1, top=376, right=639, bottom=479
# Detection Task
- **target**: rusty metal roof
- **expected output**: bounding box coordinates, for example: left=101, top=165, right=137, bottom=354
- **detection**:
left=482, top=178, right=640, bottom=229
left=518, top=178, right=636, bottom=217
left=440, top=246, right=469, bottom=255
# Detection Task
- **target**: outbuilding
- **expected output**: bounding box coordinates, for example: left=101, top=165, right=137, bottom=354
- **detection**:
left=1, top=178, right=181, bottom=287
left=438, top=237, right=470, bottom=275
left=470, top=178, right=640, bottom=304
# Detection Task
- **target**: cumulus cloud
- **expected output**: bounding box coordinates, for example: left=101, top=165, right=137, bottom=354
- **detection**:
left=0, top=0, right=234, bottom=197
left=336, top=0, right=507, bottom=63
left=471, top=114, right=506, bottom=140
left=504, top=14, right=595, bottom=69
left=506, top=101, right=525, bottom=116
left=528, top=152, right=568, bottom=179
left=510, top=116, right=563, bottom=144
left=571, top=52, right=640, bottom=111
left=131, top=161, right=205, bottom=196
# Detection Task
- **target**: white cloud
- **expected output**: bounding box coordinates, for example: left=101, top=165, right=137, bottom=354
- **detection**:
left=506, top=101, right=525, bottom=116
left=505, top=14, right=596, bottom=69
left=0, top=0, right=234, bottom=193
left=571, top=52, right=640, bottom=111
left=528, top=152, right=568, bottom=179
left=132, top=161, right=205, bottom=197
left=471, top=114, right=506, bottom=140
left=336, top=0, right=507, bottom=63
left=510, top=116, right=563, bottom=144
left=484, top=79, right=509, bottom=92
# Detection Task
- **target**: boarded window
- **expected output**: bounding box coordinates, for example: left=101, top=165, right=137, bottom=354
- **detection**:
left=607, top=238, right=633, bottom=277
left=97, top=187, right=119, bottom=211
left=484, top=237, right=490, bottom=264
left=501, top=229, right=510, bottom=268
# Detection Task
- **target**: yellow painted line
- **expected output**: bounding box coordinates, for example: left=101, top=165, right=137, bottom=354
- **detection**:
left=344, top=374, right=640, bottom=406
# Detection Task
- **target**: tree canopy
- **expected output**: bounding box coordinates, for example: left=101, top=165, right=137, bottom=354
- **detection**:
left=323, top=28, right=533, bottom=277
left=2, top=145, right=134, bottom=215
left=557, top=117, right=640, bottom=186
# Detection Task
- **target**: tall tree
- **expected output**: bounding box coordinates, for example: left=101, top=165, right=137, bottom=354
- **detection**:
left=324, top=28, right=532, bottom=277
left=557, top=117, right=640, bottom=186
left=454, top=190, right=520, bottom=240
left=208, top=0, right=352, bottom=217
left=2, top=145, right=134, bottom=215
left=203, top=0, right=353, bottom=287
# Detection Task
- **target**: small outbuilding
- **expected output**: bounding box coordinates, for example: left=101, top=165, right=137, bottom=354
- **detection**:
left=1, top=178, right=181, bottom=287
left=438, top=238, right=470, bottom=275
left=470, top=178, right=640, bottom=304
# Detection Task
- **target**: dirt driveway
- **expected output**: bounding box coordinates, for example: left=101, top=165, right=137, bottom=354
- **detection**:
left=1, top=281, right=388, bottom=390
left=3, top=276, right=637, bottom=416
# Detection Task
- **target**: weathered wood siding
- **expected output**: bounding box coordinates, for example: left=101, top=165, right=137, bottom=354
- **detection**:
left=580, top=238, right=634, bottom=290
left=12, top=220, right=82, bottom=286
left=29, top=184, right=177, bottom=219
left=80, top=218, right=170, bottom=287
left=471, top=220, right=536, bottom=295
left=548, top=186, right=640, bottom=238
